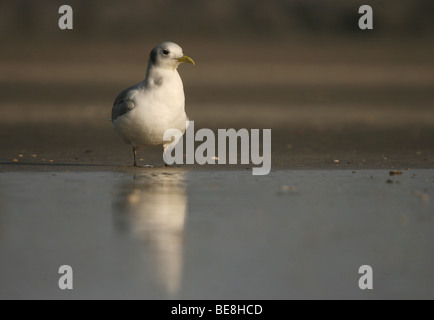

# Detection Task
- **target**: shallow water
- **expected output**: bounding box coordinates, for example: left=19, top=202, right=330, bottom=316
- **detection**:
left=0, top=169, right=433, bottom=299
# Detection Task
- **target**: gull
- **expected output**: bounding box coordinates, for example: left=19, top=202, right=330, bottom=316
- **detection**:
left=111, top=41, right=195, bottom=166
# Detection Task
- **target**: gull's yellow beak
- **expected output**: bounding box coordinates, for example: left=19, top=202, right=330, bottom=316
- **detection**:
left=177, top=55, right=195, bottom=65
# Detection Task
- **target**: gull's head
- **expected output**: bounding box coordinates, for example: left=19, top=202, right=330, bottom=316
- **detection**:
left=148, top=42, right=195, bottom=70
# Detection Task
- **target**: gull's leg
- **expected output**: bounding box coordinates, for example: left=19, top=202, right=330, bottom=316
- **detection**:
left=133, top=146, right=137, bottom=167
left=163, top=145, right=170, bottom=167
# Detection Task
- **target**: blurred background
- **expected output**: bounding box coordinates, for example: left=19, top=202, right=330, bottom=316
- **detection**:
left=0, top=0, right=433, bottom=168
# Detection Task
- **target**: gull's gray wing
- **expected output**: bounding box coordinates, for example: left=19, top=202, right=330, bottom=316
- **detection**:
left=111, top=86, right=137, bottom=121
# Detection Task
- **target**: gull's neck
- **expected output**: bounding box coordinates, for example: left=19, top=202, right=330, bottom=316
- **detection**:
left=144, top=63, right=179, bottom=84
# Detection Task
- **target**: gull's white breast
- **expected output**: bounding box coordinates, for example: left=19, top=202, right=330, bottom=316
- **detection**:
left=113, top=70, right=187, bottom=147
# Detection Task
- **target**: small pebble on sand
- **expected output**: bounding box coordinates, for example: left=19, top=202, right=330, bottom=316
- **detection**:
left=421, top=193, right=429, bottom=205
left=413, top=190, right=430, bottom=205
left=281, top=185, right=297, bottom=193
left=389, top=170, right=403, bottom=176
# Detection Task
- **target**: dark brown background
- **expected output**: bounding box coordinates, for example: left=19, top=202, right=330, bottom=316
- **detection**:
left=1, top=0, right=433, bottom=170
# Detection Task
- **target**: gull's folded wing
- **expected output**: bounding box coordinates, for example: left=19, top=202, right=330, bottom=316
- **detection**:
left=111, top=86, right=136, bottom=121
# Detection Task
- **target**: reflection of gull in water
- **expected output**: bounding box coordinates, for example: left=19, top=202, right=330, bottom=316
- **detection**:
left=113, top=170, right=187, bottom=295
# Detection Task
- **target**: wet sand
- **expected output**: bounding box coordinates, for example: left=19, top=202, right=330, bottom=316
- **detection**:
left=0, top=169, right=433, bottom=299
left=1, top=102, right=433, bottom=171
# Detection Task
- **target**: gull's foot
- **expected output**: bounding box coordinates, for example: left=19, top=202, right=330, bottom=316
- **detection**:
left=164, top=163, right=182, bottom=168
left=141, top=164, right=155, bottom=168
left=129, top=164, right=155, bottom=168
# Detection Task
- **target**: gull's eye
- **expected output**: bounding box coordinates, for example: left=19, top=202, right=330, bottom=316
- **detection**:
left=162, top=49, right=169, bottom=55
